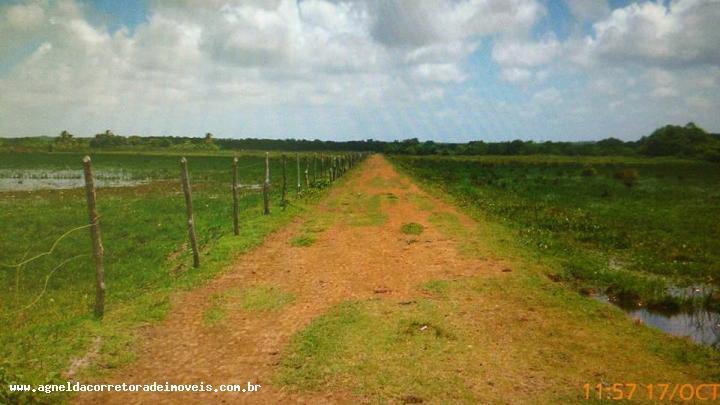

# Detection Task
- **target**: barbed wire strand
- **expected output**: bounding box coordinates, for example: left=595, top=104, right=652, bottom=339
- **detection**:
left=0, top=223, right=92, bottom=269
left=11, top=254, right=88, bottom=315
left=15, top=249, right=30, bottom=308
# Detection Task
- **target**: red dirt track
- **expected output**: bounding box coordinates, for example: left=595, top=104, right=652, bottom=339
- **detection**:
left=76, top=155, right=505, bottom=404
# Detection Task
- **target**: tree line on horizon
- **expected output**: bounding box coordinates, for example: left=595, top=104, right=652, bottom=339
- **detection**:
left=2, top=123, right=719, bottom=162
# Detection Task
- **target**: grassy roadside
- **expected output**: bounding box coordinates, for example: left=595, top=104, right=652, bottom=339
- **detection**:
left=389, top=155, right=720, bottom=311
left=0, top=151, right=332, bottom=404
left=278, top=276, right=720, bottom=403
left=273, top=155, right=720, bottom=403
left=388, top=155, right=720, bottom=358
left=1, top=201, right=321, bottom=404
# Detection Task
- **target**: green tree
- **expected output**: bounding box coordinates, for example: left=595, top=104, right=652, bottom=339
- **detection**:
left=638, top=122, right=719, bottom=158
left=90, top=129, right=126, bottom=148
left=54, top=130, right=78, bottom=150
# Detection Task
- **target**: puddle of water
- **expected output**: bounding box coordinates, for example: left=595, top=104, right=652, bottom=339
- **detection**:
left=593, top=294, right=720, bottom=349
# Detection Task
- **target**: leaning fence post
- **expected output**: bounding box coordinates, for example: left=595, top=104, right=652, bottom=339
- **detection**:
left=82, top=156, right=105, bottom=318
left=263, top=152, right=270, bottom=215
left=281, top=155, right=287, bottom=210
left=232, top=156, right=239, bottom=236
left=180, top=157, right=200, bottom=268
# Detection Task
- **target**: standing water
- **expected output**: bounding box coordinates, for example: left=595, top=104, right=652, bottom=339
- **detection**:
left=0, top=169, right=149, bottom=191
left=593, top=290, right=720, bottom=349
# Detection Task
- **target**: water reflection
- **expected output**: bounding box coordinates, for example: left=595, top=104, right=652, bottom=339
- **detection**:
left=593, top=294, right=720, bottom=349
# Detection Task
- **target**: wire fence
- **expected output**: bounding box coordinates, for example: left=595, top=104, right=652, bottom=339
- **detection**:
left=0, top=153, right=365, bottom=320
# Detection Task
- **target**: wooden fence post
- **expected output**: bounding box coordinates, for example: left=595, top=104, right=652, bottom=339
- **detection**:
left=263, top=152, right=270, bottom=215
left=180, top=157, right=200, bottom=268
left=304, top=157, right=310, bottom=188
left=296, top=153, right=301, bottom=194
left=82, top=156, right=105, bottom=318
left=232, top=156, right=240, bottom=236
left=281, top=155, right=287, bottom=210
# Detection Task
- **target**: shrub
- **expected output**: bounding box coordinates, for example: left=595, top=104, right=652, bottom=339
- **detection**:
left=613, top=169, right=639, bottom=187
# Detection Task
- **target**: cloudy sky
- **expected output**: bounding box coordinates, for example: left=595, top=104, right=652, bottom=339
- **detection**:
left=1, top=0, right=718, bottom=142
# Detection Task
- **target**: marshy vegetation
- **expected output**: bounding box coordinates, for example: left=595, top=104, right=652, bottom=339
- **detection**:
left=392, top=155, right=720, bottom=347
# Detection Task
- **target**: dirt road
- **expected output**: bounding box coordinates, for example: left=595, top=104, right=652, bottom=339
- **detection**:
left=76, top=155, right=715, bottom=404
left=76, top=155, right=506, bottom=404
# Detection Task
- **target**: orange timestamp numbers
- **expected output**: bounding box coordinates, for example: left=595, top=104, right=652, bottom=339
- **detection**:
left=583, top=383, right=720, bottom=401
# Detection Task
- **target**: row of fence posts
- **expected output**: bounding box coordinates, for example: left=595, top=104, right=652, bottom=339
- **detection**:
left=81, top=151, right=368, bottom=317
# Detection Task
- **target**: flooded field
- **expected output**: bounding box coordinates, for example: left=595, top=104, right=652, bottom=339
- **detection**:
left=394, top=155, right=720, bottom=351
left=0, top=169, right=149, bottom=191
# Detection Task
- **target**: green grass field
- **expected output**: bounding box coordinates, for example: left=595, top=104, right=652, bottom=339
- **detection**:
left=0, top=150, right=331, bottom=400
left=2, top=152, right=718, bottom=403
left=391, top=155, right=720, bottom=310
